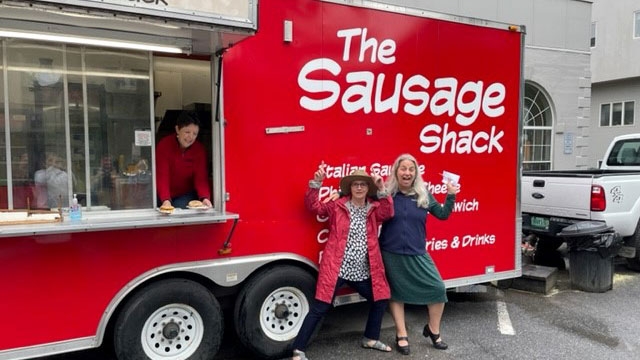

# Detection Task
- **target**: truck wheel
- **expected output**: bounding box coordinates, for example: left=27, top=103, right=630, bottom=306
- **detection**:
left=114, top=279, right=223, bottom=360
left=625, top=221, right=640, bottom=271
left=234, top=265, right=315, bottom=359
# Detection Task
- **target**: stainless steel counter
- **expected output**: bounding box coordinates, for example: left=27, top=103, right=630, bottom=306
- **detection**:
left=0, top=208, right=238, bottom=237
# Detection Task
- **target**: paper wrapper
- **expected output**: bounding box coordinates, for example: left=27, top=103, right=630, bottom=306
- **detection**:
left=441, top=170, right=460, bottom=185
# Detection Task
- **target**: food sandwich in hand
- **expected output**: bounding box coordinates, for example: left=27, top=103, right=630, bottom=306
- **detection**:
left=188, top=200, right=204, bottom=208
left=159, top=204, right=175, bottom=214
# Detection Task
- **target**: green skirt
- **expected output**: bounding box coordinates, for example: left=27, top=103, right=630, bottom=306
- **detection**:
left=381, top=250, right=447, bottom=305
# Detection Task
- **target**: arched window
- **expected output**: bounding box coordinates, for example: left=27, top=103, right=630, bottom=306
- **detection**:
left=523, top=82, right=553, bottom=170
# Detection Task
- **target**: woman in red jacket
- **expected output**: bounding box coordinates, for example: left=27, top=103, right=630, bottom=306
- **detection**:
left=291, top=163, right=394, bottom=360
left=156, top=111, right=212, bottom=209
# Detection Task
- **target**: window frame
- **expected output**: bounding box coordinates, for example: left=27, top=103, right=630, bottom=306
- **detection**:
left=0, top=39, right=157, bottom=211
left=634, top=11, right=640, bottom=39
left=522, top=82, right=554, bottom=171
left=599, top=100, right=635, bottom=127
left=591, top=21, right=597, bottom=47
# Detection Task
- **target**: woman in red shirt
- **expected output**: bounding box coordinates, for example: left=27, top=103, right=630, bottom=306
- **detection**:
left=156, top=111, right=212, bottom=209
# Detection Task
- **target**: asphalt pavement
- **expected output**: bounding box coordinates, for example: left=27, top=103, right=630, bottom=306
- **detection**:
left=277, top=261, right=640, bottom=360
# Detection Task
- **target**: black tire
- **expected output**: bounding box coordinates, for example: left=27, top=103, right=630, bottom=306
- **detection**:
left=114, top=279, right=223, bottom=360
left=234, top=265, right=316, bottom=359
left=626, top=221, right=640, bottom=271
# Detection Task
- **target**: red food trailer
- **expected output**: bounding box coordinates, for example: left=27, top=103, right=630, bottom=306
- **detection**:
left=0, top=0, right=524, bottom=359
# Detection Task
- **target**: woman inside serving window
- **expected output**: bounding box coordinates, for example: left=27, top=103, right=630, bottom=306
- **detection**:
left=156, top=110, right=212, bottom=209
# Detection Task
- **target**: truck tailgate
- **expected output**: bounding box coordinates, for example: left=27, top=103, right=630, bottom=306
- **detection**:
left=521, top=174, right=593, bottom=220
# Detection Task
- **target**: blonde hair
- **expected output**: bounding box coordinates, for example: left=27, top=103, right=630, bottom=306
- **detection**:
left=385, top=153, right=429, bottom=208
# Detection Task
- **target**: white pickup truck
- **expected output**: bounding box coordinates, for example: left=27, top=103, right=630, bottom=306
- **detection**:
left=521, top=133, right=640, bottom=270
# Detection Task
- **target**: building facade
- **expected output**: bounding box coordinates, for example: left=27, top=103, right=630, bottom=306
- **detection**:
left=590, top=0, right=640, bottom=167
left=391, top=0, right=593, bottom=170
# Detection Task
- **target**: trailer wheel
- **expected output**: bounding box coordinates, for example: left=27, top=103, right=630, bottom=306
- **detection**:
left=234, top=265, right=315, bottom=359
left=625, top=221, right=640, bottom=271
left=114, top=279, right=223, bottom=360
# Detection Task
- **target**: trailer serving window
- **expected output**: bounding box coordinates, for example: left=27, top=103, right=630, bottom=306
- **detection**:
left=1, top=39, right=155, bottom=211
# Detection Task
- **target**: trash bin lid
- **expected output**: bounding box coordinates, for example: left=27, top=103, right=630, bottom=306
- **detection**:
left=557, top=221, right=612, bottom=237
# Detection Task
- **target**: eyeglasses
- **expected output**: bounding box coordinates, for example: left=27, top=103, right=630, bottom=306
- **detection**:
left=351, top=181, right=369, bottom=188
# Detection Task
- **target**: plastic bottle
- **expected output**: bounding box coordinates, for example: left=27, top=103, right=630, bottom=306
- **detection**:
left=70, top=193, right=82, bottom=221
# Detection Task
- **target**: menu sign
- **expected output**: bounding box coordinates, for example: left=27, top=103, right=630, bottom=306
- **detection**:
left=37, top=0, right=257, bottom=28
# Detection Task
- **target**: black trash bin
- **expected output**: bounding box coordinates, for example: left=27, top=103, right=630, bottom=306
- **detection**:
left=558, top=221, right=622, bottom=293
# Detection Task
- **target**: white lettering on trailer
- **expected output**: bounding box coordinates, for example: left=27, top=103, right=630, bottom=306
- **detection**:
left=319, top=186, right=340, bottom=199
left=462, top=233, right=496, bottom=247
left=298, top=58, right=341, bottom=111
left=419, top=124, right=504, bottom=154
left=426, top=237, right=448, bottom=251
left=315, top=165, right=483, bottom=257
left=453, top=198, right=479, bottom=212
left=425, top=180, right=462, bottom=194
left=337, top=28, right=396, bottom=64
left=298, top=62, right=505, bottom=122
left=447, top=233, right=496, bottom=250
left=368, top=163, right=392, bottom=177
left=371, top=163, right=425, bottom=177
left=324, top=164, right=366, bottom=179
left=297, top=27, right=508, bottom=155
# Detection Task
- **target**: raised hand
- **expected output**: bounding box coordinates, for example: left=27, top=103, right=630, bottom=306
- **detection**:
left=446, top=181, right=459, bottom=194
left=314, top=161, right=327, bottom=182
left=372, top=174, right=384, bottom=190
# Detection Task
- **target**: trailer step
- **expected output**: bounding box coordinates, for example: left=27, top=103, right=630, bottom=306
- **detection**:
left=511, top=264, right=558, bottom=294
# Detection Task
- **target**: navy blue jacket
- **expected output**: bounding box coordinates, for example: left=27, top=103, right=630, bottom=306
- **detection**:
left=379, top=191, right=455, bottom=255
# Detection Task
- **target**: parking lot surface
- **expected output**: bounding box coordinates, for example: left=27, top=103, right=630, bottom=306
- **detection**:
left=38, top=262, right=640, bottom=360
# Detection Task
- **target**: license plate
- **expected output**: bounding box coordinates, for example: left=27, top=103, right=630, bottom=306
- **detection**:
left=531, top=216, right=549, bottom=230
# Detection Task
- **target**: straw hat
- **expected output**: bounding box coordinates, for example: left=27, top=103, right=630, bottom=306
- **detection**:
left=339, top=169, right=377, bottom=197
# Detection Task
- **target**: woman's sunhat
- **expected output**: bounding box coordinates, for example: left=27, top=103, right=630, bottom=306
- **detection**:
left=339, top=169, right=377, bottom=197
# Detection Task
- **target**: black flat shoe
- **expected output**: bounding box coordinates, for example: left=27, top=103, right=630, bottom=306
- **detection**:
left=423, top=324, right=448, bottom=350
left=395, top=336, right=410, bottom=355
